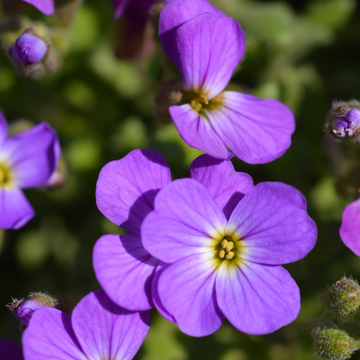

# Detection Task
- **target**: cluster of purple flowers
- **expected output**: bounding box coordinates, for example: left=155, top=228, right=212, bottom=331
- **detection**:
left=2, top=0, right=323, bottom=358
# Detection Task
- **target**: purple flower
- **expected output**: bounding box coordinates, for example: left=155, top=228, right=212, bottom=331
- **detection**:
left=0, top=338, right=23, bottom=360
left=22, top=290, right=150, bottom=360
left=159, top=0, right=295, bottom=164
left=12, top=33, right=48, bottom=63
left=331, top=108, right=360, bottom=139
left=108, top=0, right=156, bottom=59
left=141, top=169, right=317, bottom=336
left=22, top=0, right=55, bottom=15
left=93, top=149, right=253, bottom=313
left=340, top=199, right=360, bottom=256
left=0, top=112, right=59, bottom=229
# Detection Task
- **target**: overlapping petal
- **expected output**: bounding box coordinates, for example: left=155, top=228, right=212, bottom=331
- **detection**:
left=22, top=0, right=55, bottom=15
left=159, top=0, right=225, bottom=65
left=0, top=188, right=34, bottom=229
left=2, top=123, right=58, bottom=189
left=227, top=182, right=317, bottom=265
left=22, top=307, right=87, bottom=360
left=93, top=234, right=159, bottom=310
left=169, top=105, right=230, bottom=159
left=158, top=253, right=223, bottom=336
left=205, top=92, right=295, bottom=164
left=96, top=149, right=171, bottom=235
left=340, top=199, right=360, bottom=256
left=151, top=262, right=176, bottom=323
left=173, top=13, right=245, bottom=99
left=72, top=290, right=150, bottom=360
left=142, top=178, right=227, bottom=263
left=216, top=261, right=300, bottom=334
left=190, top=155, right=253, bottom=218
left=0, top=111, right=8, bottom=145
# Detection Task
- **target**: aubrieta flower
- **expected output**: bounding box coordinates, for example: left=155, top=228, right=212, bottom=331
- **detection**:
left=22, top=0, right=55, bottom=15
left=93, top=149, right=253, bottom=312
left=340, top=199, right=360, bottom=256
left=159, top=0, right=295, bottom=164
left=22, top=290, right=150, bottom=360
left=141, top=170, right=317, bottom=336
left=0, top=338, right=23, bottom=360
left=12, top=33, right=48, bottom=64
left=0, top=112, right=59, bottom=229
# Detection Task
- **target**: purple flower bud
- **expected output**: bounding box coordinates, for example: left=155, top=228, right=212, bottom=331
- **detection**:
left=16, top=299, right=46, bottom=326
left=344, top=108, right=360, bottom=128
left=12, top=34, right=48, bottom=64
left=332, top=118, right=348, bottom=138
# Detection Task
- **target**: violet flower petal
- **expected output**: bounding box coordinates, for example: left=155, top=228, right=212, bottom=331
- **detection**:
left=159, top=0, right=225, bottom=65
left=190, top=154, right=253, bottom=219
left=151, top=262, right=177, bottom=323
left=96, top=149, right=171, bottom=236
left=216, top=261, right=300, bottom=334
left=173, top=13, right=245, bottom=99
left=205, top=92, right=295, bottom=164
left=0, top=188, right=34, bottom=229
left=340, top=199, right=360, bottom=256
left=169, top=104, right=230, bottom=159
left=227, top=182, right=317, bottom=265
left=22, top=308, right=87, bottom=360
left=93, top=234, right=159, bottom=310
left=0, top=111, right=8, bottom=145
left=158, top=253, right=223, bottom=336
left=1, top=123, right=58, bottom=189
left=142, top=178, right=227, bottom=263
left=0, top=338, right=23, bottom=360
left=22, top=0, right=55, bottom=15
left=72, top=290, right=150, bottom=360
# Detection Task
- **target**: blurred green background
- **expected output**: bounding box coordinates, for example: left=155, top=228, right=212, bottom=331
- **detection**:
left=1, top=0, right=360, bottom=359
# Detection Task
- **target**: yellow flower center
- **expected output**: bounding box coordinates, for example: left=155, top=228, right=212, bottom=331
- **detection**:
left=0, top=162, right=13, bottom=188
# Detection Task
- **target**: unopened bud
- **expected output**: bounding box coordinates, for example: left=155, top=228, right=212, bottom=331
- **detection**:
left=9, top=292, right=58, bottom=327
left=312, top=327, right=358, bottom=360
left=321, top=277, right=360, bottom=320
left=12, top=33, right=48, bottom=63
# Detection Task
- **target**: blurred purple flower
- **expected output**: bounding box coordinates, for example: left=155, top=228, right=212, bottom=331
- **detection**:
left=0, top=112, right=59, bottom=229
left=22, top=290, right=150, bottom=360
left=340, top=199, right=360, bottom=255
left=0, top=338, right=23, bottom=360
left=142, top=166, right=317, bottom=336
left=159, top=0, right=295, bottom=164
left=12, top=33, right=48, bottom=63
left=93, top=150, right=253, bottom=314
left=108, top=0, right=157, bottom=59
left=22, top=0, right=54, bottom=15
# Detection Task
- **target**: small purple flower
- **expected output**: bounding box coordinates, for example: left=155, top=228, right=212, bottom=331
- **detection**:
left=331, top=108, right=360, bottom=139
left=141, top=171, right=317, bottom=336
left=93, top=149, right=253, bottom=312
left=22, top=290, right=150, bottom=360
left=21, top=0, right=55, bottom=15
left=12, top=33, right=48, bottom=63
left=159, top=0, right=295, bottom=164
left=0, top=338, right=23, bottom=360
left=340, top=199, right=360, bottom=256
left=0, top=112, right=59, bottom=229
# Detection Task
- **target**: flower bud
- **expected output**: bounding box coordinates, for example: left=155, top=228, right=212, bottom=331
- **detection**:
left=321, top=277, right=360, bottom=320
left=12, top=33, right=48, bottom=63
left=312, top=327, right=359, bottom=360
left=9, top=292, right=58, bottom=327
